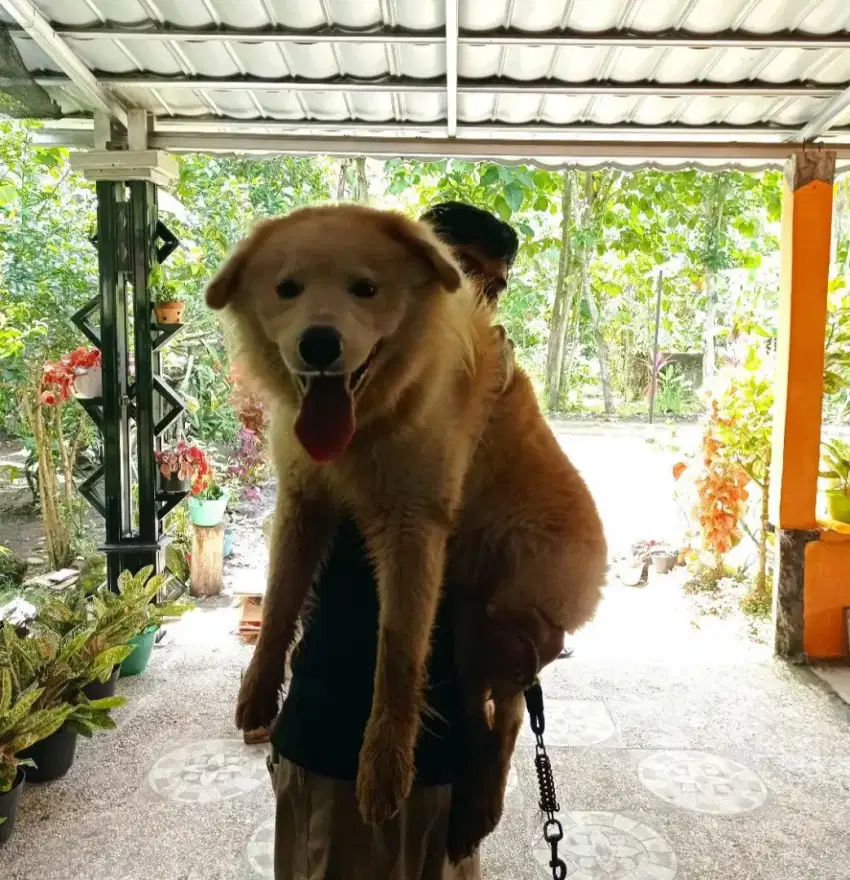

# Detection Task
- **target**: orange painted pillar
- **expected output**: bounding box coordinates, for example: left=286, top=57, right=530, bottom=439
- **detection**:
left=770, top=150, right=835, bottom=659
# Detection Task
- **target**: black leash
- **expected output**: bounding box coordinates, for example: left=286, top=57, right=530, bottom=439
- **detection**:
left=524, top=679, right=567, bottom=880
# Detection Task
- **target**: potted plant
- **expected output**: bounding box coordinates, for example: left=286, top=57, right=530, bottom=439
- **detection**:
left=0, top=677, right=74, bottom=845
left=110, top=567, right=193, bottom=678
left=5, top=599, right=132, bottom=782
left=150, top=263, right=185, bottom=325
left=188, top=472, right=229, bottom=527
left=155, top=440, right=209, bottom=492
left=820, top=439, right=850, bottom=524
left=68, top=346, right=102, bottom=398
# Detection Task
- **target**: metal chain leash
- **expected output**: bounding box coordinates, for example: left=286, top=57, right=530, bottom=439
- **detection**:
left=524, top=679, right=567, bottom=880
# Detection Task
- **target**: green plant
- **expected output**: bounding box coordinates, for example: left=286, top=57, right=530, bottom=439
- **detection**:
left=0, top=546, right=27, bottom=591
left=0, top=621, right=125, bottom=768
left=820, top=439, right=850, bottom=495
left=0, top=673, right=73, bottom=794
left=148, top=262, right=183, bottom=304
left=654, top=368, right=688, bottom=415
left=193, top=473, right=226, bottom=503
left=108, top=566, right=193, bottom=633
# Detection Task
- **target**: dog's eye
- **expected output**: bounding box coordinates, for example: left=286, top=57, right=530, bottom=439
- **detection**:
left=349, top=278, right=377, bottom=299
left=277, top=278, right=302, bottom=300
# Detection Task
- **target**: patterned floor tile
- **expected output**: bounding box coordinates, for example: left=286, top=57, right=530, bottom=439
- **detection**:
left=247, top=818, right=275, bottom=878
left=519, top=699, right=618, bottom=747
left=638, top=751, right=768, bottom=815
left=532, top=811, right=678, bottom=879
left=148, top=738, right=268, bottom=804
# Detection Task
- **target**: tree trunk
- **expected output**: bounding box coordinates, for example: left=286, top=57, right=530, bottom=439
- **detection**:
left=703, top=268, right=717, bottom=378
left=190, top=523, right=225, bottom=597
left=545, top=171, right=574, bottom=411
left=584, top=281, right=615, bottom=416
left=336, top=159, right=351, bottom=200
left=355, top=157, right=369, bottom=204
left=756, top=454, right=772, bottom=596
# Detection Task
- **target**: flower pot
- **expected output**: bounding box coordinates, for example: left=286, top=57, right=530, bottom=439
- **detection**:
left=651, top=551, right=678, bottom=574
left=153, top=301, right=185, bottom=324
left=159, top=471, right=191, bottom=493
left=73, top=365, right=102, bottom=399
left=82, top=664, right=120, bottom=700
left=825, top=489, right=850, bottom=525
left=19, top=723, right=78, bottom=783
left=188, top=492, right=229, bottom=527
left=0, top=768, right=24, bottom=846
left=119, top=625, right=159, bottom=677
left=223, top=526, right=234, bottom=558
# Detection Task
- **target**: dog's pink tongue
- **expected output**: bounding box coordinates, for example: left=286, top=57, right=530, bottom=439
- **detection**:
left=295, top=376, right=355, bottom=463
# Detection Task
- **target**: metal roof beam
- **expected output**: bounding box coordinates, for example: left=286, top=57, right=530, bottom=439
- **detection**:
left=0, top=0, right=127, bottom=125
left=17, top=24, right=850, bottom=50
left=147, top=133, right=850, bottom=162
left=799, top=82, right=850, bottom=140
left=37, top=117, right=850, bottom=142
left=445, top=0, right=459, bottom=138
left=32, top=73, right=846, bottom=99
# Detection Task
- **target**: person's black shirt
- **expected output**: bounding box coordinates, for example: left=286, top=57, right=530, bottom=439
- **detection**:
left=271, top=517, right=463, bottom=785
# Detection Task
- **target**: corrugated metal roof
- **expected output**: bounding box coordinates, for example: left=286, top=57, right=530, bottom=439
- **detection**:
left=4, top=0, right=850, bottom=160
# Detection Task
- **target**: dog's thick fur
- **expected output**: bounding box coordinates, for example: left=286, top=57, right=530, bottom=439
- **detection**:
left=206, top=204, right=606, bottom=854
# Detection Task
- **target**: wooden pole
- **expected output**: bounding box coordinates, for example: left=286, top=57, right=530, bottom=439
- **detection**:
left=190, top=523, right=225, bottom=597
left=648, top=270, right=663, bottom=425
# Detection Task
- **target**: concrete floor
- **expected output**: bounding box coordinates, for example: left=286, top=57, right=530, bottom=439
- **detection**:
left=3, top=570, right=849, bottom=880
left=4, top=425, right=849, bottom=879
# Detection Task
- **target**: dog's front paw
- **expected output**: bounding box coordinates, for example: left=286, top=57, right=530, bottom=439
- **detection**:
left=356, top=714, right=414, bottom=825
left=234, top=661, right=280, bottom=732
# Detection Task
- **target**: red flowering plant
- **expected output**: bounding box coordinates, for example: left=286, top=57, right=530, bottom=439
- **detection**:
left=155, top=441, right=210, bottom=491
left=40, top=347, right=101, bottom=406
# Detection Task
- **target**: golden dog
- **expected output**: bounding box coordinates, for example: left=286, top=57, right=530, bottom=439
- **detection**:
left=206, top=205, right=607, bottom=849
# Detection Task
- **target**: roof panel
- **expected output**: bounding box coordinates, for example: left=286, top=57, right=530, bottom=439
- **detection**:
left=8, top=0, right=850, bottom=158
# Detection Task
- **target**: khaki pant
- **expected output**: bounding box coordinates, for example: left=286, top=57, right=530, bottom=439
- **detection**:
left=271, top=758, right=481, bottom=880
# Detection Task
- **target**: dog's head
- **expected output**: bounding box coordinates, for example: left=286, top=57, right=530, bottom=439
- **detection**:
left=206, top=204, right=462, bottom=463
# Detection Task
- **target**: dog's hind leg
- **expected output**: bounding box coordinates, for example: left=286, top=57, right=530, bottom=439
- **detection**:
left=447, top=687, right=525, bottom=863
left=235, top=488, right=335, bottom=732
left=356, top=514, right=450, bottom=825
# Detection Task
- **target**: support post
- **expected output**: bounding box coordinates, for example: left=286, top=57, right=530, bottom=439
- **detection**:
left=95, top=181, right=133, bottom=589
left=70, top=133, right=181, bottom=592
left=770, top=149, right=835, bottom=659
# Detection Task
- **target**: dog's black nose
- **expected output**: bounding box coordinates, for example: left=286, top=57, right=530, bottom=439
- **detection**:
left=298, top=326, right=342, bottom=371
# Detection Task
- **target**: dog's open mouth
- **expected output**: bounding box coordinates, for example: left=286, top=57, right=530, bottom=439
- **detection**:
left=293, top=344, right=380, bottom=463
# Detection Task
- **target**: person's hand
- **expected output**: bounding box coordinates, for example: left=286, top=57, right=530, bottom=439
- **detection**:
left=480, top=603, right=564, bottom=690
left=494, top=324, right=515, bottom=394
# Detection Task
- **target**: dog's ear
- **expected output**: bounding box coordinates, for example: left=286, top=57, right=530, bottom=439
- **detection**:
left=382, top=214, right=462, bottom=293
left=205, top=219, right=275, bottom=310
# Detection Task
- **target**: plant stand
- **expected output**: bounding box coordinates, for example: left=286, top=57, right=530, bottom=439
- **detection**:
left=190, top=523, right=225, bottom=597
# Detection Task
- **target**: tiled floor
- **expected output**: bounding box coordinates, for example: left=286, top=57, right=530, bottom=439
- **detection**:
left=3, top=571, right=849, bottom=880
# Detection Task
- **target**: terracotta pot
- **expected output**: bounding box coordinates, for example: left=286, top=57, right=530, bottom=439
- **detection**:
left=153, top=301, right=185, bottom=324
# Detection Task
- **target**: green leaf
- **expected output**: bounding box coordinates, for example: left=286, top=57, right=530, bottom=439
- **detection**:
left=91, top=645, right=134, bottom=673
left=494, top=196, right=511, bottom=221
left=503, top=181, right=524, bottom=214
left=481, top=166, right=501, bottom=188
left=82, top=696, right=125, bottom=712
left=0, top=668, right=11, bottom=714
